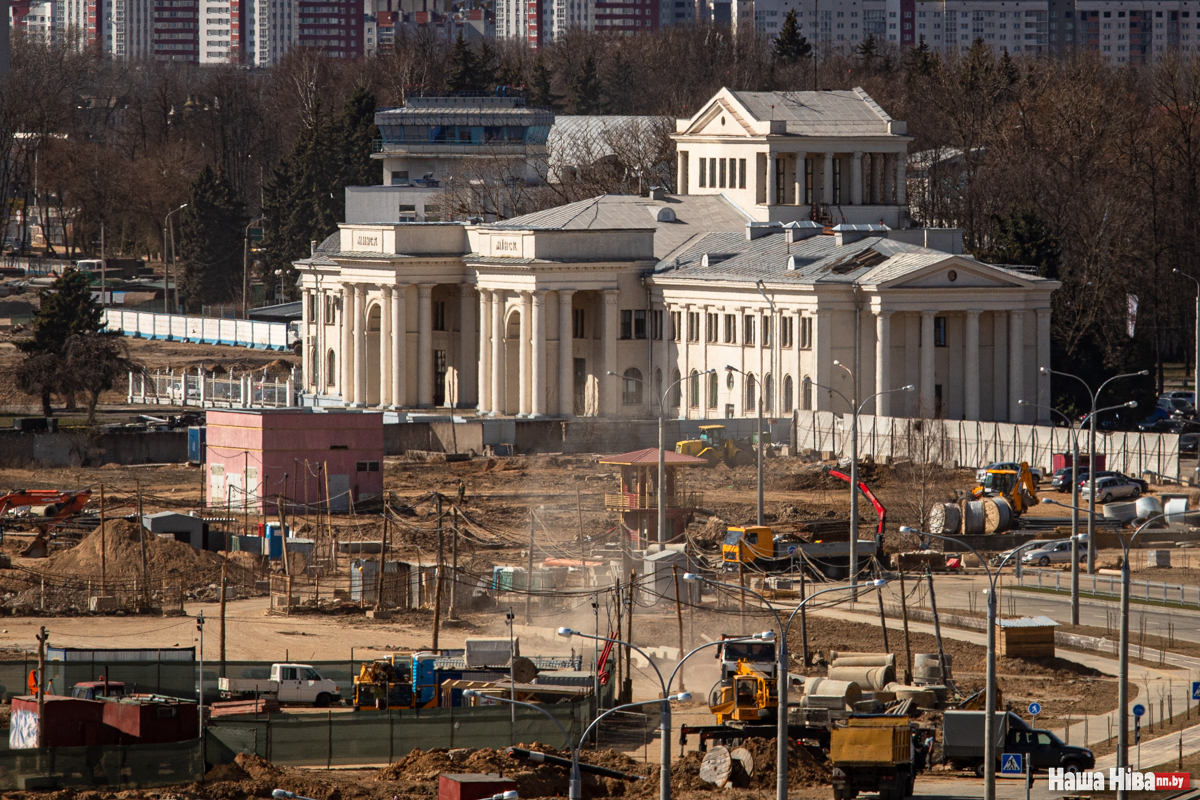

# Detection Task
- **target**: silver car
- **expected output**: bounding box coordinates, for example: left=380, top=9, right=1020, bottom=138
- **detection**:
left=1079, top=475, right=1140, bottom=503
left=1021, top=540, right=1084, bottom=566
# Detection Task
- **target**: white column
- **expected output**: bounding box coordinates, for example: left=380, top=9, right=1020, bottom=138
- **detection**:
left=883, top=154, right=895, bottom=203
left=558, top=290, right=574, bottom=416
left=822, top=152, right=835, bottom=205
left=920, top=310, right=936, bottom=417
left=896, top=152, right=907, bottom=206
left=793, top=154, right=803, bottom=205
left=301, top=289, right=311, bottom=389
left=340, top=287, right=352, bottom=404
left=393, top=284, right=406, bottom=408
left=1036, top=309, right=1052, bottom=423
left=459, top=286, right=476, bottom=408
left=765, top=153, right=776, bottom=206
left=492, top=291, right=505, bottom=414
left=531, top=291, right=546, bottom=417
left=677, top=152, right=688, bottom=194
left=417, top=283, right=434, bottom=408
left=478, top=289, right=493, bottom=414
left=380, top=286, right=393, bottom=408
left=353, top=284, right=367, bottom=407
left=851, top=152, right=863, bottom=205
left=993, top=311, right=1008, bottom=422
left=875, top=310, right=892, bottom=416
left=964, top=310, right=981, bottom=421
left=1009, top=310, right=1025, bottom=423
left=519, top=291, right=532, bottom=416
left=871, top=154, right=882, bottom=204
left=659, top=302, right=671, bottom=412
left=602, top=289, right=620, bottom=414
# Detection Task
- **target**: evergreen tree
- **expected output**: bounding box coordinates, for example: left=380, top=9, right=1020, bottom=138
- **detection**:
left=444, top=31, right=479, bottom=93
left=978, top=204, right=1060, bottom=279
left=772, top=10, right=812, bottom=64
left=855, top=33, right=878, bottom=68
left=177, top=165, right=247, bottom=309
left=571, top=56, right=602, bottom=115
left=338, top=87, right=378, bottom=190
left=476, top=40, right=499, bottom=93
left=529, top=55, right=558, bottom=109
left=904, top=38, right=939, bottom=81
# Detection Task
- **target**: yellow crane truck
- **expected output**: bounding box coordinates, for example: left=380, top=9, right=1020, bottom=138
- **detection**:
left=830, top=716, right=914, bottom=800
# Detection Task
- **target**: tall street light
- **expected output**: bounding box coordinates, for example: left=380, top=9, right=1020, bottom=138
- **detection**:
left=1042, top=368, right=1147, bottom=573
left=724, top=365, right=766, bottom=525
left=1174, top=269, right=1200, bottom=407
left=1019, top=399, right=1135, bottom=625
left=899, top=525, right=1042, bottom=800
left=1041, top=499, right=1182, bottom=800
left=805, top=375, right=914, bottom=594
left=163, top=203, right=187, bottom=314
left=608, top=369, right=716, bottom=543
left=683, top=574, right=885, bottom=800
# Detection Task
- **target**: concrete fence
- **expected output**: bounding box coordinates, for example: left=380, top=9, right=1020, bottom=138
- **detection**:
left=795, top=410, right=1183, bottom=480
left=103, top=309, right=291, bottom=351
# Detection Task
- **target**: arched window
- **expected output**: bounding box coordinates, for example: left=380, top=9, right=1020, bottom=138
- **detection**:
left=622, top=368, right=643, bottom=405
left=689, top=370, right=700, bottom=407
left=802, top=375, right=812, bottom=411
left=745, top=374, right=756, bottom=413
left=709, top=371, right=719, bottom=408
left=670, top=369, right=682, bottom=407
left=783, top=376, right=794, bottom=413
left=764, top=374, right=774, bottom=413
left=326, top=350, right=337, bottom=387
left=655, top=368, right=663, bottom=404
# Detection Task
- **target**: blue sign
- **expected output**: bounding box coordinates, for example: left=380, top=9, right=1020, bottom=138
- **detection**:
left=1028, top=702, right=1042, bottom=716
left=1001, top=753, right=1024, bottom=775
left=1133, top=704, right=1146, bottom=718
left=1192, top=681, right=1200, bottom=700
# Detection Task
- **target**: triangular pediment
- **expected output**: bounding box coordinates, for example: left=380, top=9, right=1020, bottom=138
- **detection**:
left=878, top=256, right=1036, bottom=290
left=678, top=90, right=761, bottom=137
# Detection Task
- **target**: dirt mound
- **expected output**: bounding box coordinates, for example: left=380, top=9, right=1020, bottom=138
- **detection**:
left=236, top=752, right=284, bottom=781
left=36, top=519, right=249, bottom=590
left=205, top=761, right=251, bottom=783
left=693, top=516, right=727, bottom=547
left=740, top=738, right=831, bottom=788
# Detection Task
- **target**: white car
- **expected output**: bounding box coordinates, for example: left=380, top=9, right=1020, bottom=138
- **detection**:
left=1080, top=476, right=1141, bottom=503
left=976, top=462, right=1043, bottom=485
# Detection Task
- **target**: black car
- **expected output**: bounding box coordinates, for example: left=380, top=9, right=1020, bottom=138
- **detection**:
left=1051, top=467, right=1086, bottom=492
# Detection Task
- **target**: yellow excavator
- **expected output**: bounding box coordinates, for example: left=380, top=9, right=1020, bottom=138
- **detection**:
left=972, top=462, right=1038, bottom=514
left=675, top=425, right=758, bottom=468
left=708, top=660, right=778, bottom=724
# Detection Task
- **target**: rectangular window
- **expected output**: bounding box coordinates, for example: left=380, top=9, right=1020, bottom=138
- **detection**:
left=832, top=158, right=842, bottom=204
left=739, top=158, right=747, bottom=189
left=743, top=314, right=755, bottom=345
left=634, top=309, right=647, bottom=339
left=432, top=300, right=446, bottom=331
left=307, top=293, right=318, bottom=322
left=390, top=170, right=409, bottom=186
left=671, top=311, right=682, bottom=342
left=705, top=312, right=717, bottom=343
left=934, top=316, right=948, bottom=346
left=620, top=309, right=633, bottom=339
left=355, top=461, right=381, bottom=472
left=324, top=295, right=337, bottom=325
left=688, top=311, right=701, bottom=342
left=709, top=158, right=717, bottom=188
left=698, top=158, right=707, bottom=188
left=780, top=317, right=793, bottom=348
left=573, top=308, right=586, bottom=339
left=804, top=158, right=814, bottom=204
left=650, top=310, right=662, bottom=340
left=719, top=158, right=726, bottom=188
left=762, top=315, right=772, bottom=347
left=724, top=314, right=736, bottom=344
left=800, top=316, right=813, bottom=349
left=708, top=371, right=718, bottom=408
left=775, top=158, right=786, bottom=204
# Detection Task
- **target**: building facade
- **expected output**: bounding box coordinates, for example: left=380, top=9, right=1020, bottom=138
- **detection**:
left=297, top=88, right=1059, bottom=425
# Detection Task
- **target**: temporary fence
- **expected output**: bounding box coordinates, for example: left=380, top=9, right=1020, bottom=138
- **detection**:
left=794, top=410, right=1183, bottom=481
left=0, top=738, right=203, bottom=790
left=103, top=309, right=291, bottom=351
left=126, top=368, right=298, bottom=409
left=205, top=699, right=591, bottom=768
left=1018, top=567, right=1200, bottom=607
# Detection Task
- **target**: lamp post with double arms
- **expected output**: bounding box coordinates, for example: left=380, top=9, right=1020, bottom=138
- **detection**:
left=1042, top=368, right=1148, bottom=573
left=163, top=203, right=187, bottom=314
left=608, top=369, right=716, bottom=544
left=898, top=526, right=1043, bottom=800
left=804, top=376, right=915, bottom=596
left=681, top=575, right=886, bottom=800
left=1174, top=268, right=1200, bottom=407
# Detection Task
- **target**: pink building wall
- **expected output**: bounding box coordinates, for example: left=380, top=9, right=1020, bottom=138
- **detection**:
left=205, top=410, right=384, bottom=514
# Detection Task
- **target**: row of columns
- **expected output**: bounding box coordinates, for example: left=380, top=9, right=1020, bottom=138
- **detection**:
left=763, top=150, right=906, bottom=207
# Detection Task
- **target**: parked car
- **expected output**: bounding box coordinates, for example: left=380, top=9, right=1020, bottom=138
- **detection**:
left=1157, top=396, right=1196, bottom=418
left=1182, top=434, right=1200, bottom=455
left=1079, top=470, right=1149, bottom=494
left=991, top=535, right=1088, bottom=567
left=1051, top=467, right=1086, bottom=492
left=976, top=462, right=1044, bottom=485
left=1021, top=540, right=1085, bottom=566
left=1169, top=391, right=1197, bottom=405
left=1080, top=476, right=1141, bottom=503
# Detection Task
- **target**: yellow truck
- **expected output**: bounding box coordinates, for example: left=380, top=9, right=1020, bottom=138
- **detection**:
left=830, top=716, right=914, bottom=800
left=707, top=660, right=778, bottom=724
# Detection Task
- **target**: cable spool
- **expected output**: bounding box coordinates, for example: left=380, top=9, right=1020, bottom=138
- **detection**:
left=984, top=498, right=1013, bottom=533
left=962, top=500, right=986, bottom=535
left=927, top=503, right=960, bottom=535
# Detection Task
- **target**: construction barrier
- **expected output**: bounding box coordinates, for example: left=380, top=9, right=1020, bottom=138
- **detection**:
left=0, top=738, right=203, bottom=790
left=103, top=309, right=291, bottom=351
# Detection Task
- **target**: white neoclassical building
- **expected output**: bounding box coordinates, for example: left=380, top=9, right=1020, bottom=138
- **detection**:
left=296, top=88, right=1060, bottom=424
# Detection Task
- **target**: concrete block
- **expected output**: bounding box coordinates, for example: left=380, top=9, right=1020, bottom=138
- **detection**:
left=89, top=596, right=117, bottom=612
left=1147, top=549, right=1172, bottom=568
left=366, top=609, right=392, bottom=620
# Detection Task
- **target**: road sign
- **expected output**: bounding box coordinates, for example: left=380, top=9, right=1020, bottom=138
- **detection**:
left=1193, top=681, right=1200, bottom=700
left=1133, top=704, right=1146, bottom=717
left=248, top=227, right=264, bottom=242
left=1001, top=753, right=1024, bottom=775
left=1028, top=702, right=1042, bottom=716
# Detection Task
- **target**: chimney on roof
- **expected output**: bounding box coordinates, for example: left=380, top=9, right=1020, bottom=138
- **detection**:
left=783, top=221, right=823, bottom=244
left=311, top=240, right=318, bottom=256
left=745, top=221, right=783, bottom=241
left=648, top=187, right=666, bottom=201
left=833, top=223, right=889, bottom=246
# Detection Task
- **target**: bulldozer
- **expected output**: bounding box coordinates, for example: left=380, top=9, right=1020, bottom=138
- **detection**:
left=972, top=462, right=1038, bottom=514
left=675, top=425, right=760, bottom=468
left=708, top=660, right=778, bottom=724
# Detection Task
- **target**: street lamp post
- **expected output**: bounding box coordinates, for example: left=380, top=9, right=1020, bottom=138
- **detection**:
left=1042, top=368, right=1148, bottom=573
left=163, top=203, right=187, bottom=314
left=608, top=369, right=716, bottom=543
left=723, top=366, right=766, bottom=524
left=682, top=575, right=885, bottom=800
left=1174, top=269, right=1200, bottom=407
left=898, top=526, right=1042, bottom=800
left=804, top=376, right=915, bottom=595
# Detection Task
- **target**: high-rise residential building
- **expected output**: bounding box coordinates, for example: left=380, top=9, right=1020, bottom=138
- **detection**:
left=296, top=0, right=363, bottom=58
left=250, top=0, right=296, bottom=65
left=153, top=0, right=198, bottom=59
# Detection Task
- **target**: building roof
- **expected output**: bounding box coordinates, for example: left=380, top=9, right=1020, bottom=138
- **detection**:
left=248, top=301, right=302, bottom=322
left=489, top=193, right=754, bottom=260
left=996, top=616, right=1059, bottom=629
left=598, top=447, right=709, bottom=466
left=548, top=115, right=670, bottom=179
left=653, top=226, right=1050, bottom=287
left=726, top=88, right=897, bottom=137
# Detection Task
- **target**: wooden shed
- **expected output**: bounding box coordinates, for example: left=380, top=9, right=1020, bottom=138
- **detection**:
left=997, top=615, right=1058, bottom=659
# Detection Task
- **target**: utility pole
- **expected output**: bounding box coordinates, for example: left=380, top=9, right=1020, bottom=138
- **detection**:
left=100, top=222, right=106, bottom=310
left=450, top=508, right=459, bottom=620
left=36, top=627, right=47, bottom=748
left=137, top=479, right=148, bottom=609
left=432, top=495, right=445, bottom=651
left=219, top=559, right=227, bottom=677
left=673, top=565, right=685, bottom=691
left=99, top=485, right=106, bottom=597
left=526, top=511, right=534, bottom=624
left=196, top=613, right=205, bottom=740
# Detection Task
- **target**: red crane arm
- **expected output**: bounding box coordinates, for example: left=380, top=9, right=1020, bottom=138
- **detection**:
left=825, top=469, right=886, bottom=537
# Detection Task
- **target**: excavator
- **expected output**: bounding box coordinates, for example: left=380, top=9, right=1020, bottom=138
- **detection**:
left=0, top=490, right=92, bottom=557
left=972, top=462, right=1038, bottom=514
left=708, top=660, right=779, bottom=724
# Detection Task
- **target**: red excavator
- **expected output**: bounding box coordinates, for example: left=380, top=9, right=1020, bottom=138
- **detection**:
left=825, top=468, right=886, bottom=536
left=0, top=490, right=92, bottom=556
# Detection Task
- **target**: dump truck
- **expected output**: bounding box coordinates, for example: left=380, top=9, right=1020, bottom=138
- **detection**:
left=218, top=663, right=341, bottom=707
left=942, top=710, right=1093, bottom=776
left=830, top=716, right=914, bottom=800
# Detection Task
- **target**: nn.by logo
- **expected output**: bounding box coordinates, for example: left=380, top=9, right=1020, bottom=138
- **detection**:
left=1048, top=768, right=1191, bottom=792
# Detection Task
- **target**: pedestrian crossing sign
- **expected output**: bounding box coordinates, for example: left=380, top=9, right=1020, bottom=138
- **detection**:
left=1001, top=753, right=1024, bottom=775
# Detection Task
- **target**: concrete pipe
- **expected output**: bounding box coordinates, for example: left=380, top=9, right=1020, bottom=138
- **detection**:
left=829, top=653, right=896, bottom=668
left=1135, top=496, right=1163, bottom=520
left=27, top=504, right=59, bottom=518
left=800, top=677, right=863, bottom=710
left=884, top=682, right=939, bottom=708
left=827, top=664, right=896, bottom=691
left=1104, top=502, right=1139, bottom=523
left=962, top=500, right=987, bottom=535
